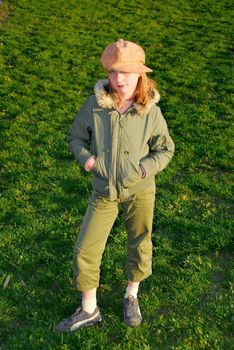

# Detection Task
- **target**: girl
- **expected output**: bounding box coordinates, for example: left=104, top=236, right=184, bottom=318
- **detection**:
left=56, top=39, right=175, bottom=332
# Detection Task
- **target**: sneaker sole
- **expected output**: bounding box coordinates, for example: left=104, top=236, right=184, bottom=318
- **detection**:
left=70, top=316, right=102, bottom=332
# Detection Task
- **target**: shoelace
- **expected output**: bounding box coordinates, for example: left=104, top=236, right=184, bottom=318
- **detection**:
left=127, top=296, right=137, bottom=315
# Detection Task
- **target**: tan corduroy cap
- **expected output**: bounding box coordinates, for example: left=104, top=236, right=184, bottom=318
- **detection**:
left=101, top=39, right=152, bottom=73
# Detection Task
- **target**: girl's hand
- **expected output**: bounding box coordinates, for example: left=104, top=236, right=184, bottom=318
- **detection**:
left=85, top=156, right=96, bottom=172
left=138, top=163, right=146, bottom=179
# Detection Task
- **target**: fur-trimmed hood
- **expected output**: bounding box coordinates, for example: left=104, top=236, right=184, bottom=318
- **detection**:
left=94, top=79, right=160, bottom=116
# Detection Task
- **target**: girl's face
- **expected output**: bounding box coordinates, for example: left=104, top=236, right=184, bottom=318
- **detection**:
left=108, top=70, right=140, bottom=99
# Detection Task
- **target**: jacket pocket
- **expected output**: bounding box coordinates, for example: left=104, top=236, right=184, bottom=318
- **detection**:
left=120, top=159, right=142, bottom=187
left=93, top=155, right=108, bottom=180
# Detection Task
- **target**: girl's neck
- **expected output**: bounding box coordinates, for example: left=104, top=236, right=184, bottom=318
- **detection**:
left=118, top=99, right=133, bottom=114
left=118, top=90, right=134, bottom=101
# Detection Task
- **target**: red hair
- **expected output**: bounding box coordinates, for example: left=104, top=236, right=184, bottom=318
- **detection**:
left=109, top=73, right=156, bottom=108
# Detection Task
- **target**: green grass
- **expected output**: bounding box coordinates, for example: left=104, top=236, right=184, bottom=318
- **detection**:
left=0, top=0, right=233, bottom=349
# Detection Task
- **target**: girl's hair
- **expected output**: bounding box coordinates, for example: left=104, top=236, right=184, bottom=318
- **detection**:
left=109, top=73, right=156, bottom=108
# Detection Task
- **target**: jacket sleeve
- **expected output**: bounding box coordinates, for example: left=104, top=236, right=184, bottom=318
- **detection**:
left=68, top=97, right=93, bottom=168
left=140, top=106, right=175, bottom=177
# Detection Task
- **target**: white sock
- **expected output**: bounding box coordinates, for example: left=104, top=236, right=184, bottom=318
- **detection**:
left=124, top=284, right=139, bottom=299
left=82, top=297, right=97, bottom=314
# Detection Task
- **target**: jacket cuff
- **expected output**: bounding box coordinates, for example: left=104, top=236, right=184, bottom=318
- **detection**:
left=140, top=157, right=158, bottom=177
left=76, top=151, right=93, bottom=168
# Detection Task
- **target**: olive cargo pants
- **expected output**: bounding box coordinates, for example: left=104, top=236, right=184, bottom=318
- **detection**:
left=73, top=188, right=155, bottom=291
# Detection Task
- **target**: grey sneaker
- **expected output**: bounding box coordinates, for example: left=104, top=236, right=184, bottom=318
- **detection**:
left=123, top=295, right=142, bottom=327
left=55, top=307, right=102, bottom=332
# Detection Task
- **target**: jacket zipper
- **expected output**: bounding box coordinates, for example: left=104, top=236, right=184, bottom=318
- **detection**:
left=116, top=113, right=122, bottom=195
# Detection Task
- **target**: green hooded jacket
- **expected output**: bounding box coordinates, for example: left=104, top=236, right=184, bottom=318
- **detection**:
left=68, top=80, right=175, bottom=201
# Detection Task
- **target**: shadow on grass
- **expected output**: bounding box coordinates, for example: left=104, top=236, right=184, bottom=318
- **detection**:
left=1, top=157, right=233, bottom=349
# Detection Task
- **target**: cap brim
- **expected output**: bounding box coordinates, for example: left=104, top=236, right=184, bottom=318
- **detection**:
left=108, top=63, right=152, bottom=73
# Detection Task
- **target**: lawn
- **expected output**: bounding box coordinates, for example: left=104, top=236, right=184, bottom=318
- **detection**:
left=0, top=0, right=233, bottom=349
